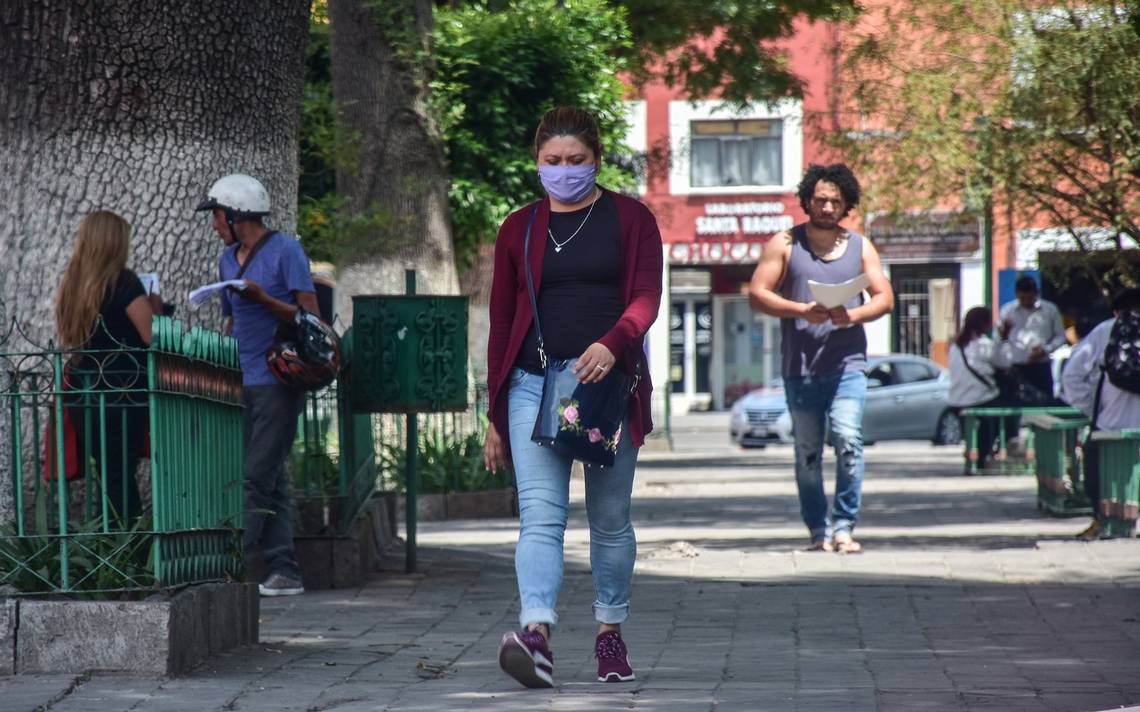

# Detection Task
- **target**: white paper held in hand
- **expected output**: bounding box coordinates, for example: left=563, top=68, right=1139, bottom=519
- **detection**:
left=808, top=273, right=870, bottom=309
left=137, top=272, right=161, bottom=295
left=188, top=279, right=247, bottom=308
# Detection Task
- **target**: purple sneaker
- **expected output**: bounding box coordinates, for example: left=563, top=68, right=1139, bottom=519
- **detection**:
left=498, top=629, right=554, bottom=688
left=595, top=630, right=635, bottom=682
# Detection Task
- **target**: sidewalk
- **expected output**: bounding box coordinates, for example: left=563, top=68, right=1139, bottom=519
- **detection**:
left=4, top=429, right=1139, bottom=711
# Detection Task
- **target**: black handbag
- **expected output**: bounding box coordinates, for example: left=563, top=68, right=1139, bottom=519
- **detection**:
left=995, top=366, right=1052, bottom=406
left=521, top=205, right=639, bottom=467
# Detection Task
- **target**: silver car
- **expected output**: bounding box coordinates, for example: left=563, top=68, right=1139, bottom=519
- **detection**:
left=730, top=354, right=961, bottom=447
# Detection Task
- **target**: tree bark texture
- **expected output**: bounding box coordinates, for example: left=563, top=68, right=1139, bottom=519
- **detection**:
left=0, top=0, right=311, bottom=340
left=328, top=0, right=459, bottom=323
left=0, top=1, right=309, bottom=528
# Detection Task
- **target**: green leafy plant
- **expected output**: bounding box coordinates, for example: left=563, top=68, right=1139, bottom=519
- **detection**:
left=379, top=426, right=512, bottom=494
left=0, top=495, right=156, bottom=598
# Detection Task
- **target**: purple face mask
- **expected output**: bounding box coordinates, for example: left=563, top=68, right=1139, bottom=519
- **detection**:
left=538, top=164, right=597, bottom=204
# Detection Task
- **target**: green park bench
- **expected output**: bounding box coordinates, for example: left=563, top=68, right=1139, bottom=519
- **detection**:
left=1089, top=429, right=1140, bottom=538
left=960, top=405, right=1085, bottom=476
left=1023, top=412, right=1091, bottom=516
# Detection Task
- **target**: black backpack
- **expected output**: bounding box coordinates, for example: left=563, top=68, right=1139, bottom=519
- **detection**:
left=1104, top=310, right=1140, bottom=395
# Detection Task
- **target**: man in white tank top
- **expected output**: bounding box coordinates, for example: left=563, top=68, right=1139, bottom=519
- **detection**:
left=748, top=164, right=894, bottom=553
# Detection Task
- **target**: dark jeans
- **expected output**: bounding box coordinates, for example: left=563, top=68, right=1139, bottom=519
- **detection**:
left=1083, top=435, right=1100, bottom=516
left=960, top=395, right=1008, bottom=466
left=242, top=385, right=304, bottom=580
left=69, top=401, right=147, bottom=524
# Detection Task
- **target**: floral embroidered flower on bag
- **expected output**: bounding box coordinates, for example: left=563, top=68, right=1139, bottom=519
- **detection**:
left=558, top=399, right=621, bottom=454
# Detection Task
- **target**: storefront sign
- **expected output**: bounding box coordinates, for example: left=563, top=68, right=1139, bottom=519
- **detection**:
left=866, top=211, right=981, bottom=259
left=694, top=201, right=795, bottom=237
left=669, top=241, right=765, bottom=265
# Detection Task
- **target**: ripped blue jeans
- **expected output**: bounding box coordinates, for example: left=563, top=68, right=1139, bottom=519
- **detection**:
left=783, top=370, right=867, bottom=542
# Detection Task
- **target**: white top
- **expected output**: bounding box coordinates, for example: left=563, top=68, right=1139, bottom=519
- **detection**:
left=998, top=298, right=1067, bottom=364
left=948, top=335, right=1012, bottom=407
left=1060, top=318, right=1140, bottom=430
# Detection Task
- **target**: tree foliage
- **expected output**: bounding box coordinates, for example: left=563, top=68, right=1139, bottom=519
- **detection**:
left=616, top=0, right=859, bottom=104
left=301, top=0, right=866, bottom=270
left=430, top=0, right=635, bottom=271
left=834, top=0, right=1140, bottom=286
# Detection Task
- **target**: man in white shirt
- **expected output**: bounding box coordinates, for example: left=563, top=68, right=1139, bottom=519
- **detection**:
left=998, top=275, right=1067, bottom=398
left=1061, top=286, right=1140, bottom=539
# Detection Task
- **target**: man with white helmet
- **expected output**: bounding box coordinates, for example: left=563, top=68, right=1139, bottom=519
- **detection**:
left=197, top=173, right=317, bottom=596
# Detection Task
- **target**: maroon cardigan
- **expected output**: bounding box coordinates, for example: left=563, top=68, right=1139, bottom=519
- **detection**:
left=486, top=188, right=664, bottom=457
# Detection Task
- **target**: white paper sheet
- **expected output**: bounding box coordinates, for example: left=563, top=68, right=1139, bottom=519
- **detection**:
left=808, top=273, right=870, bottom=309
left=137, top=272, right=161, bottom=295
left=188, top=279, right=246, bottom=308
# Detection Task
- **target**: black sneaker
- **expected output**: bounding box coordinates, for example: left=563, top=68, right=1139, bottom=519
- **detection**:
left=498, top=629, right=554, bottom=688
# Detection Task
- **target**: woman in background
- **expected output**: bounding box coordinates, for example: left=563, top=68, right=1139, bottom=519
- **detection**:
left=948, top=306, right=1012, bottom=471
left=55, top=210, right=160, bottom=523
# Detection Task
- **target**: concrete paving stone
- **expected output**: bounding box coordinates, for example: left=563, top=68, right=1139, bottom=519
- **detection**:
left=8, top=440, right=1140, bottom=710
left=879, top=690, right=968, bottom=711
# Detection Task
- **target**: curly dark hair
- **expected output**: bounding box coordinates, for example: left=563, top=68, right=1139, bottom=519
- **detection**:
left=797, top=163, right=861, bottom=217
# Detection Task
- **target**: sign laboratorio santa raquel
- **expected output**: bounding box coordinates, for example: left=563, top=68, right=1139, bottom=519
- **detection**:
left=672, top=201, right=794, bottom=265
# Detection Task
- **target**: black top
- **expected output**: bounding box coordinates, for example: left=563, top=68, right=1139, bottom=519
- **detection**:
left=515, top=192, right=624, bottom=374
left=72, top=269, right=147, bottom=396
left=86, top=269, right=147, bottom=352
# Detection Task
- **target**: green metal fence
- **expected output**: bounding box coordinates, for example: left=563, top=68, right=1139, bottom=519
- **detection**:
left=291, top=358, right=493, bottom=519
left=291, top=327, right=378, bottom=536
left=0, top=316, right=243, bottom=596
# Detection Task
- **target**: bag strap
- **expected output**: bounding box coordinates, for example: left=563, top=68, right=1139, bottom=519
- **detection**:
left=521, top=205, right=546, bottom=367
left=235, top=230, right=278, bottom=280
left=957, top=342, right=995, bottom=391
left=1091, top=369, right=1105, bottom=431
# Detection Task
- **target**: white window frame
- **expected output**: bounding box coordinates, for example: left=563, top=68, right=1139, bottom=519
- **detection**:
left=623, top=100, right=648, bottom=196
left=669, top=99, right=802, bottom=196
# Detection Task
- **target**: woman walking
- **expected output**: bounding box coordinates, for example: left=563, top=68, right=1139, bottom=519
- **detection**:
left=55, top=210, right=161, bottom=523
left=483, top=107, right=663, bottom=688
left=948, top=306, right=1013, bottom=471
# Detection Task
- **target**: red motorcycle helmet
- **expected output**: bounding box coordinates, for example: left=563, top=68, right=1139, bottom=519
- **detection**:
left=266, top=309, right=342, bottom=390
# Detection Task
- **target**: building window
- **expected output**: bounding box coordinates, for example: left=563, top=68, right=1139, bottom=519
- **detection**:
left=690, top=119, right=782, bottom=188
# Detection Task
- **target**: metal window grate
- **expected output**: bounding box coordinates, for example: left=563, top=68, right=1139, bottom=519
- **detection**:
left=897, top=278, right=931, bottom=357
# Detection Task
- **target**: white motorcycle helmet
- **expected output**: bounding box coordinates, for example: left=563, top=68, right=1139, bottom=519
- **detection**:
left=195, top=174, right=271, bottom=220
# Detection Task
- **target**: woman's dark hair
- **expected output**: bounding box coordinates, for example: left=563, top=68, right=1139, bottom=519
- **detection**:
left=797, top=163, right=861, bottom=217
left=533, top=106, right=602, bottom=159
left=954, top=306, right=994, bottom=350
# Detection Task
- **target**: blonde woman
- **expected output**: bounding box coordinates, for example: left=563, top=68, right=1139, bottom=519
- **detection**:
left=55, top=210, right=159, bottom=522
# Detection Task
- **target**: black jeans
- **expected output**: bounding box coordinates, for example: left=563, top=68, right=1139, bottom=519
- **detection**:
left=961, top=394, right=1008, bottom=466
left=68, top=400, right=147, bottom=524
left=242, top=385, right=304, bottom=580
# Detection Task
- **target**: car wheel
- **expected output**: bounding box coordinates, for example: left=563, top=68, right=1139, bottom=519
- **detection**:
left=934, top=410, right=962, bottom=445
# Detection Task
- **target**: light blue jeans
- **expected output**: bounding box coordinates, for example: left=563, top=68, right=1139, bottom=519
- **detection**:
left=507, top=368, right=639, bottom=631
left=783, top=370, right=867, bottom=543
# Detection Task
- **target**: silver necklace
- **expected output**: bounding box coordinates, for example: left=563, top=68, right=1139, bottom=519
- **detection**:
left=548, top=189, right=600, bottom=253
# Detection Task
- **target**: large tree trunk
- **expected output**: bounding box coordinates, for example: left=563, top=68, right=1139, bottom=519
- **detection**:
left=0, top=0, right=311, bottom=338
left=328, top=0, right=459, bottom=323
left=0, top=0, right=310, bottom=527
